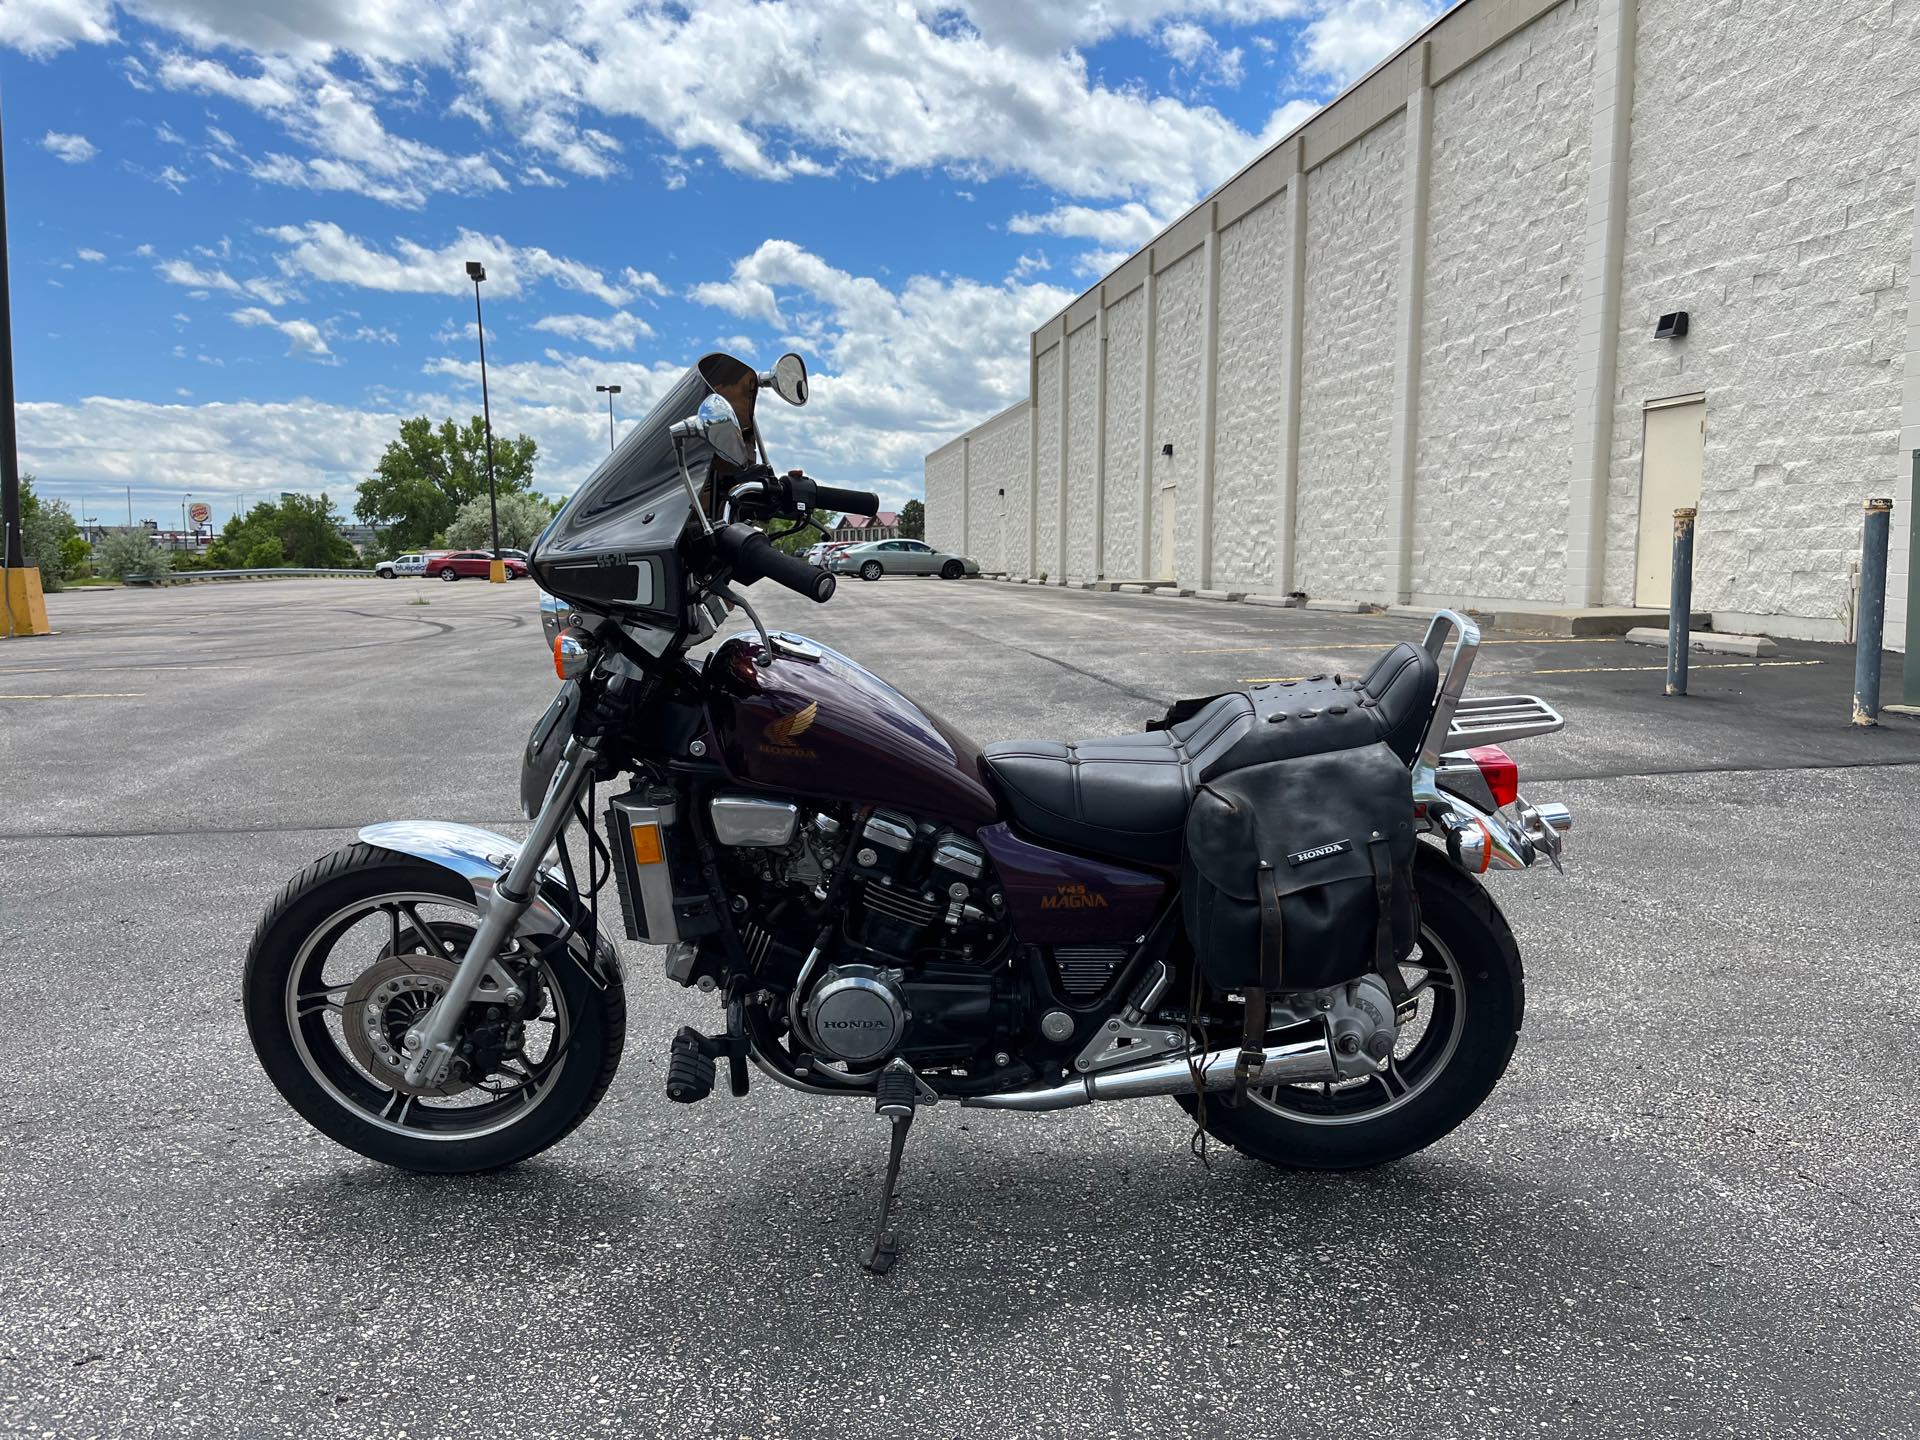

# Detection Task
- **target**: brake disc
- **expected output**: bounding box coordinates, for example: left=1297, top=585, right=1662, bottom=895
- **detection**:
left=342, top=954, right=474, bottom=1098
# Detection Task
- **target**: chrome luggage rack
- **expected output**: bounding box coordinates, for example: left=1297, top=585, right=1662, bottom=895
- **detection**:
left=1416, top=610, right=1566, bottom=764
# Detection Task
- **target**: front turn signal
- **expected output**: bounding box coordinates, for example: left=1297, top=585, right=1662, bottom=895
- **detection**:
left=628, top=822, right=665, bottom=866
left=554, top=626, right=594, bottom=680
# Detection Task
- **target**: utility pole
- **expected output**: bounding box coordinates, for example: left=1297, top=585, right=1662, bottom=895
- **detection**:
left=465, top=261, right=504, bottom=583
left=0, top=94, right=51, bottom=636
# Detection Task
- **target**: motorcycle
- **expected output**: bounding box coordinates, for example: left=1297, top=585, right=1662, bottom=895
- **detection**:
left=244, top=350, right=1573, bottom=1272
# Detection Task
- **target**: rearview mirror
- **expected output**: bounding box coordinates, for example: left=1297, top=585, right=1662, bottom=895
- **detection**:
left=763, top=352, right=808, bottom=407
left=672, top=392, right=750, bottom=465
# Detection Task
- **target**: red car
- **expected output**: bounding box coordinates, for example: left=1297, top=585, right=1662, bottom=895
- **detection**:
left=432, top=550, right=528, bottom=581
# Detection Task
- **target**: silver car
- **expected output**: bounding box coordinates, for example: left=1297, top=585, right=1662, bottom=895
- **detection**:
left=827, top=539, right=980, bottom=581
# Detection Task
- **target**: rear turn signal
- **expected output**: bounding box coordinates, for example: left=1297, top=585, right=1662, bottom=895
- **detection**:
left=1465, top=744, right=1519, bottom=809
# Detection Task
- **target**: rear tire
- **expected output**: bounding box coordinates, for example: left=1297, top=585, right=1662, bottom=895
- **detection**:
left=1176, top=848, right=1523, bottom=1170
left=440, top=567, right=458, bottom=582
left=860, top=561, right=884, bottom=582
left=940, top=560, right=963, bottom=579
left=244, top=843, right=625, bottom=1174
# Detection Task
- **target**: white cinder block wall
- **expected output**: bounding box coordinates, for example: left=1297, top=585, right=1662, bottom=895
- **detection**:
left=923, top=0, right=1919, bottom=648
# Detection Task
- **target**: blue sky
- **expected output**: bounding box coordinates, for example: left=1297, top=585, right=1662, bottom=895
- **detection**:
left=1, top=0, right=1443, bottom=529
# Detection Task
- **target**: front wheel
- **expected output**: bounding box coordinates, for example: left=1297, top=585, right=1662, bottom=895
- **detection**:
left=376, top=567, right=395, bottom=579
left=860, top=560, right=884, bottom=582
left=940, top=560, right=964, bottom=579
left=244, top=843, right=625, bottom=1174
left=1177, top=849, right=1524, bottom=1170
left=439, top=567, right=458, bottom=582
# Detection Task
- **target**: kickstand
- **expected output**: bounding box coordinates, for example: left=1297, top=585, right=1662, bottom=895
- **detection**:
left=863, top=1060, right=918, bottom=1275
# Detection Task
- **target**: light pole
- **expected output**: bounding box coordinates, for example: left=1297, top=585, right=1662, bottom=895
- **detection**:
left=465, top=260, right=504, bottom=583
left=595, top=383, right=621, bottom=453
left=0, top=94, right=52, bottom=635
left=182, top=493, right=191, bottom=553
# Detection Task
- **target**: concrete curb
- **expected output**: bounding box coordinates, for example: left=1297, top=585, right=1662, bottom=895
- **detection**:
left=1623, top=627, right=1778, bottom=658
left=1304, top=598, right=1370, bottom=613
left=1243, top=593, right=1302, bottom=608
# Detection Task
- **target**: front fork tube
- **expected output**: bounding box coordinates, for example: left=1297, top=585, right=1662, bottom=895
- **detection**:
left=401, top=735, right=600, bottom=1088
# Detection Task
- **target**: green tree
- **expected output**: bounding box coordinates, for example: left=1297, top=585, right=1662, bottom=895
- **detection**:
left=95, top=528, right=175, bottom=580
left=59, top=533, right=92, bottom=579
left=444, top=490, right=556, bottom=550
left=18, top=475, right=81, bottom=590
left=771, top=508, right=835, bottom=556
left=356, top=416, right=539, bottom=551
left=897, top=498, right=925, bottom=540
left=206, top=493, right=354, bottom=569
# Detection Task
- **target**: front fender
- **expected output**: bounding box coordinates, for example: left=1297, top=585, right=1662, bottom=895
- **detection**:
left=358, top=820, right=623, bottom=983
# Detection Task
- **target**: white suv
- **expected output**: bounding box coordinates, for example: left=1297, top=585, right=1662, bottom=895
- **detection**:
left=375, top=553, right=434, bottom=578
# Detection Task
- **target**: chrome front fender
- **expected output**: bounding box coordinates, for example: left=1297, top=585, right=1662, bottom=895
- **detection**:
left=357, top=820, right=622, bottom=982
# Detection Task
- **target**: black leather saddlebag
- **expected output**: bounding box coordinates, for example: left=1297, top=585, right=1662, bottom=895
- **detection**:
left=1179, top=669, right=1422, bottom=993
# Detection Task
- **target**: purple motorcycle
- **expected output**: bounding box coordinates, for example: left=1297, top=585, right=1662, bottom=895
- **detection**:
left=245, top=351, right=1573, bottom=1271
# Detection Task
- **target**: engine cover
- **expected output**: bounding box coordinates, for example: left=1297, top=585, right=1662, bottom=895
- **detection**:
left=803, top=965, right=908, bottom=1064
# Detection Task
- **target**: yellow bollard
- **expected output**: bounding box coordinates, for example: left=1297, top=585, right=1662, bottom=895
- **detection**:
left=488, top=559, right=508, bottom=584
left=1, top=563, right=52, bottom=637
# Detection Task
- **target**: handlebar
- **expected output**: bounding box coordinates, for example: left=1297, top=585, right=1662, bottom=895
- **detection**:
left=714, top=523, right=836, bottom=603
left=803, top=480, right=881, bottom=517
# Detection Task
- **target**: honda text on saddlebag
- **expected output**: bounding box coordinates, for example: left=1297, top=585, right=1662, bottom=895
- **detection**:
left=244, top=351, right=1573, bottom=1272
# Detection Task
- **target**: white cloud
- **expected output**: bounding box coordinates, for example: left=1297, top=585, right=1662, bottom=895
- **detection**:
left=264, top=221, right=644, bottom=305
left=1301, top=0, right=1440, bottom=84
left=41, top=130, right=97, bottom=163
left=1009, top=201, right=1170, bottom=249
left=76, top=247, right=106, bottom=263
left=0, top=0, right=112, bottom=56
left=1156, top=20, right=1244, bottom=87
left=156, top=257, right=299, bottom=306
left=688, top=238, right=1074, bottom=474
left=531, top=311, right=654, bottom=351
left=230, top=305, right=333, bottom=357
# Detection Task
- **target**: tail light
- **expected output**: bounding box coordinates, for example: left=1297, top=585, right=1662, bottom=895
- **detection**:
left=1465, top=744, right=1519, bottom=808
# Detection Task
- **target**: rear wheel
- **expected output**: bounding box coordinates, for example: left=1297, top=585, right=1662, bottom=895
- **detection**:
left=439, top=566, right=458, bottom=581
left=940, top=560, right=964, bottom=579
left=244, top=844, right=625, bottom=1174
left=860, top=560, right=884, bottom=582
left=1176, top=849, right=1523, bottom=1170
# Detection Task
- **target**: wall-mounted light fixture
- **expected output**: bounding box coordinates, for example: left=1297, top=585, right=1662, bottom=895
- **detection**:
left=1654, top=310, right=1689, bottom=340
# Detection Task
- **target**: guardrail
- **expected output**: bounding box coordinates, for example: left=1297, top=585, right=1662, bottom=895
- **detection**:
left=124, top=567, right=376, bottom=585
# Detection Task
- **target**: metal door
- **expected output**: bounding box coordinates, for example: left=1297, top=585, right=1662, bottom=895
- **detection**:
left=1635, top=397, right=1706, bottom=607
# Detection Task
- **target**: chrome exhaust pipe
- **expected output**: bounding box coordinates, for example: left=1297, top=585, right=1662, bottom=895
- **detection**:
left=960, top=1033, right=1336, bottom=1112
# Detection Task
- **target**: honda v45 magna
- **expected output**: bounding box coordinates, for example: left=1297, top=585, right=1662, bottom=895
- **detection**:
left=245, top=351, right=1573, bottom=1272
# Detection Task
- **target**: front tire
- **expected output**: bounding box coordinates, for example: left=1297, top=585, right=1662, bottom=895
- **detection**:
left=244, top=843, right=625, bottom=1174
left=376, top=567, right=395, bottom=579
left=1177, top=849, right=1523, bottom=1170
left=860, top=561, right=884, bottom=582
left=439, top=566, right=458, bottom=582
left=940, top=560, right=964, bottom=579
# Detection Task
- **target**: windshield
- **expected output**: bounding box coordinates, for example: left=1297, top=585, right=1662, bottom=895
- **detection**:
left=530, top=352, right=765, bottom=617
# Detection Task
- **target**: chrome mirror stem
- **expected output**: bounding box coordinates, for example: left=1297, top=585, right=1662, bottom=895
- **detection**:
left=717, top=583, right=775, bottom=664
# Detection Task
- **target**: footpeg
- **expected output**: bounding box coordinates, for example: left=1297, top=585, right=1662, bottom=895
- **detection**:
left=863, top=1059, right=919, bottom=1275
left=666, top=1027, right=717, bottom=1104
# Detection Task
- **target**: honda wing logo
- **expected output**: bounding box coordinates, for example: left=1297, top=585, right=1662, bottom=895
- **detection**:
left=759, top=701, right=820, bottom=759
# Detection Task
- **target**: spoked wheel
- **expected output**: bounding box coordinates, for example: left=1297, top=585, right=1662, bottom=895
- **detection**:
left=1177, top=849, right=1524, bottom=1170
left=245, top=843, right=624, bottom=1173
left=439, top=566, right=459, bottom=582
left=860, top=561, right=884, bottom=582
left=939, top=560, right=964, bottom=579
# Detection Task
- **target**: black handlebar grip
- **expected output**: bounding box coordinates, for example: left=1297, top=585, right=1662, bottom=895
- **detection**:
left=727, top=525, right=836, bottom=603
left=806, top=483, right=881, bottom=517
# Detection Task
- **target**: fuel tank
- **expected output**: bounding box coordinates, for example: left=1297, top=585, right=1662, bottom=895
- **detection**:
left=703, top=632, right=1001, bottom=828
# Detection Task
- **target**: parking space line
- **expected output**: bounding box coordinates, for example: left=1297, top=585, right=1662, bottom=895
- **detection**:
left=0, top=692, right=146, bottom=700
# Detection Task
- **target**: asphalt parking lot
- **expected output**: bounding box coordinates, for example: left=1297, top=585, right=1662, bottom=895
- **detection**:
left=3, top=574, right=1918, bottom=1439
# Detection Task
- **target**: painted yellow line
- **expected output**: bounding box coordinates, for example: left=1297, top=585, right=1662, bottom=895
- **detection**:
left=0, top=664, right=256, bottom=675
left=0, top=691, right=146, bottom=700
left=1190, top=636, right=1611, bottom=655
left=1242, top=659, right=1824, bottom=684
left=1526, top=659, right=1824, bottom=676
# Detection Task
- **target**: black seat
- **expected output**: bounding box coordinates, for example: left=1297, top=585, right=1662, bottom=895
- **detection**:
left=980, top=641, right=1438, bottom=867
left=981, top=693, right=1255, bottom=866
